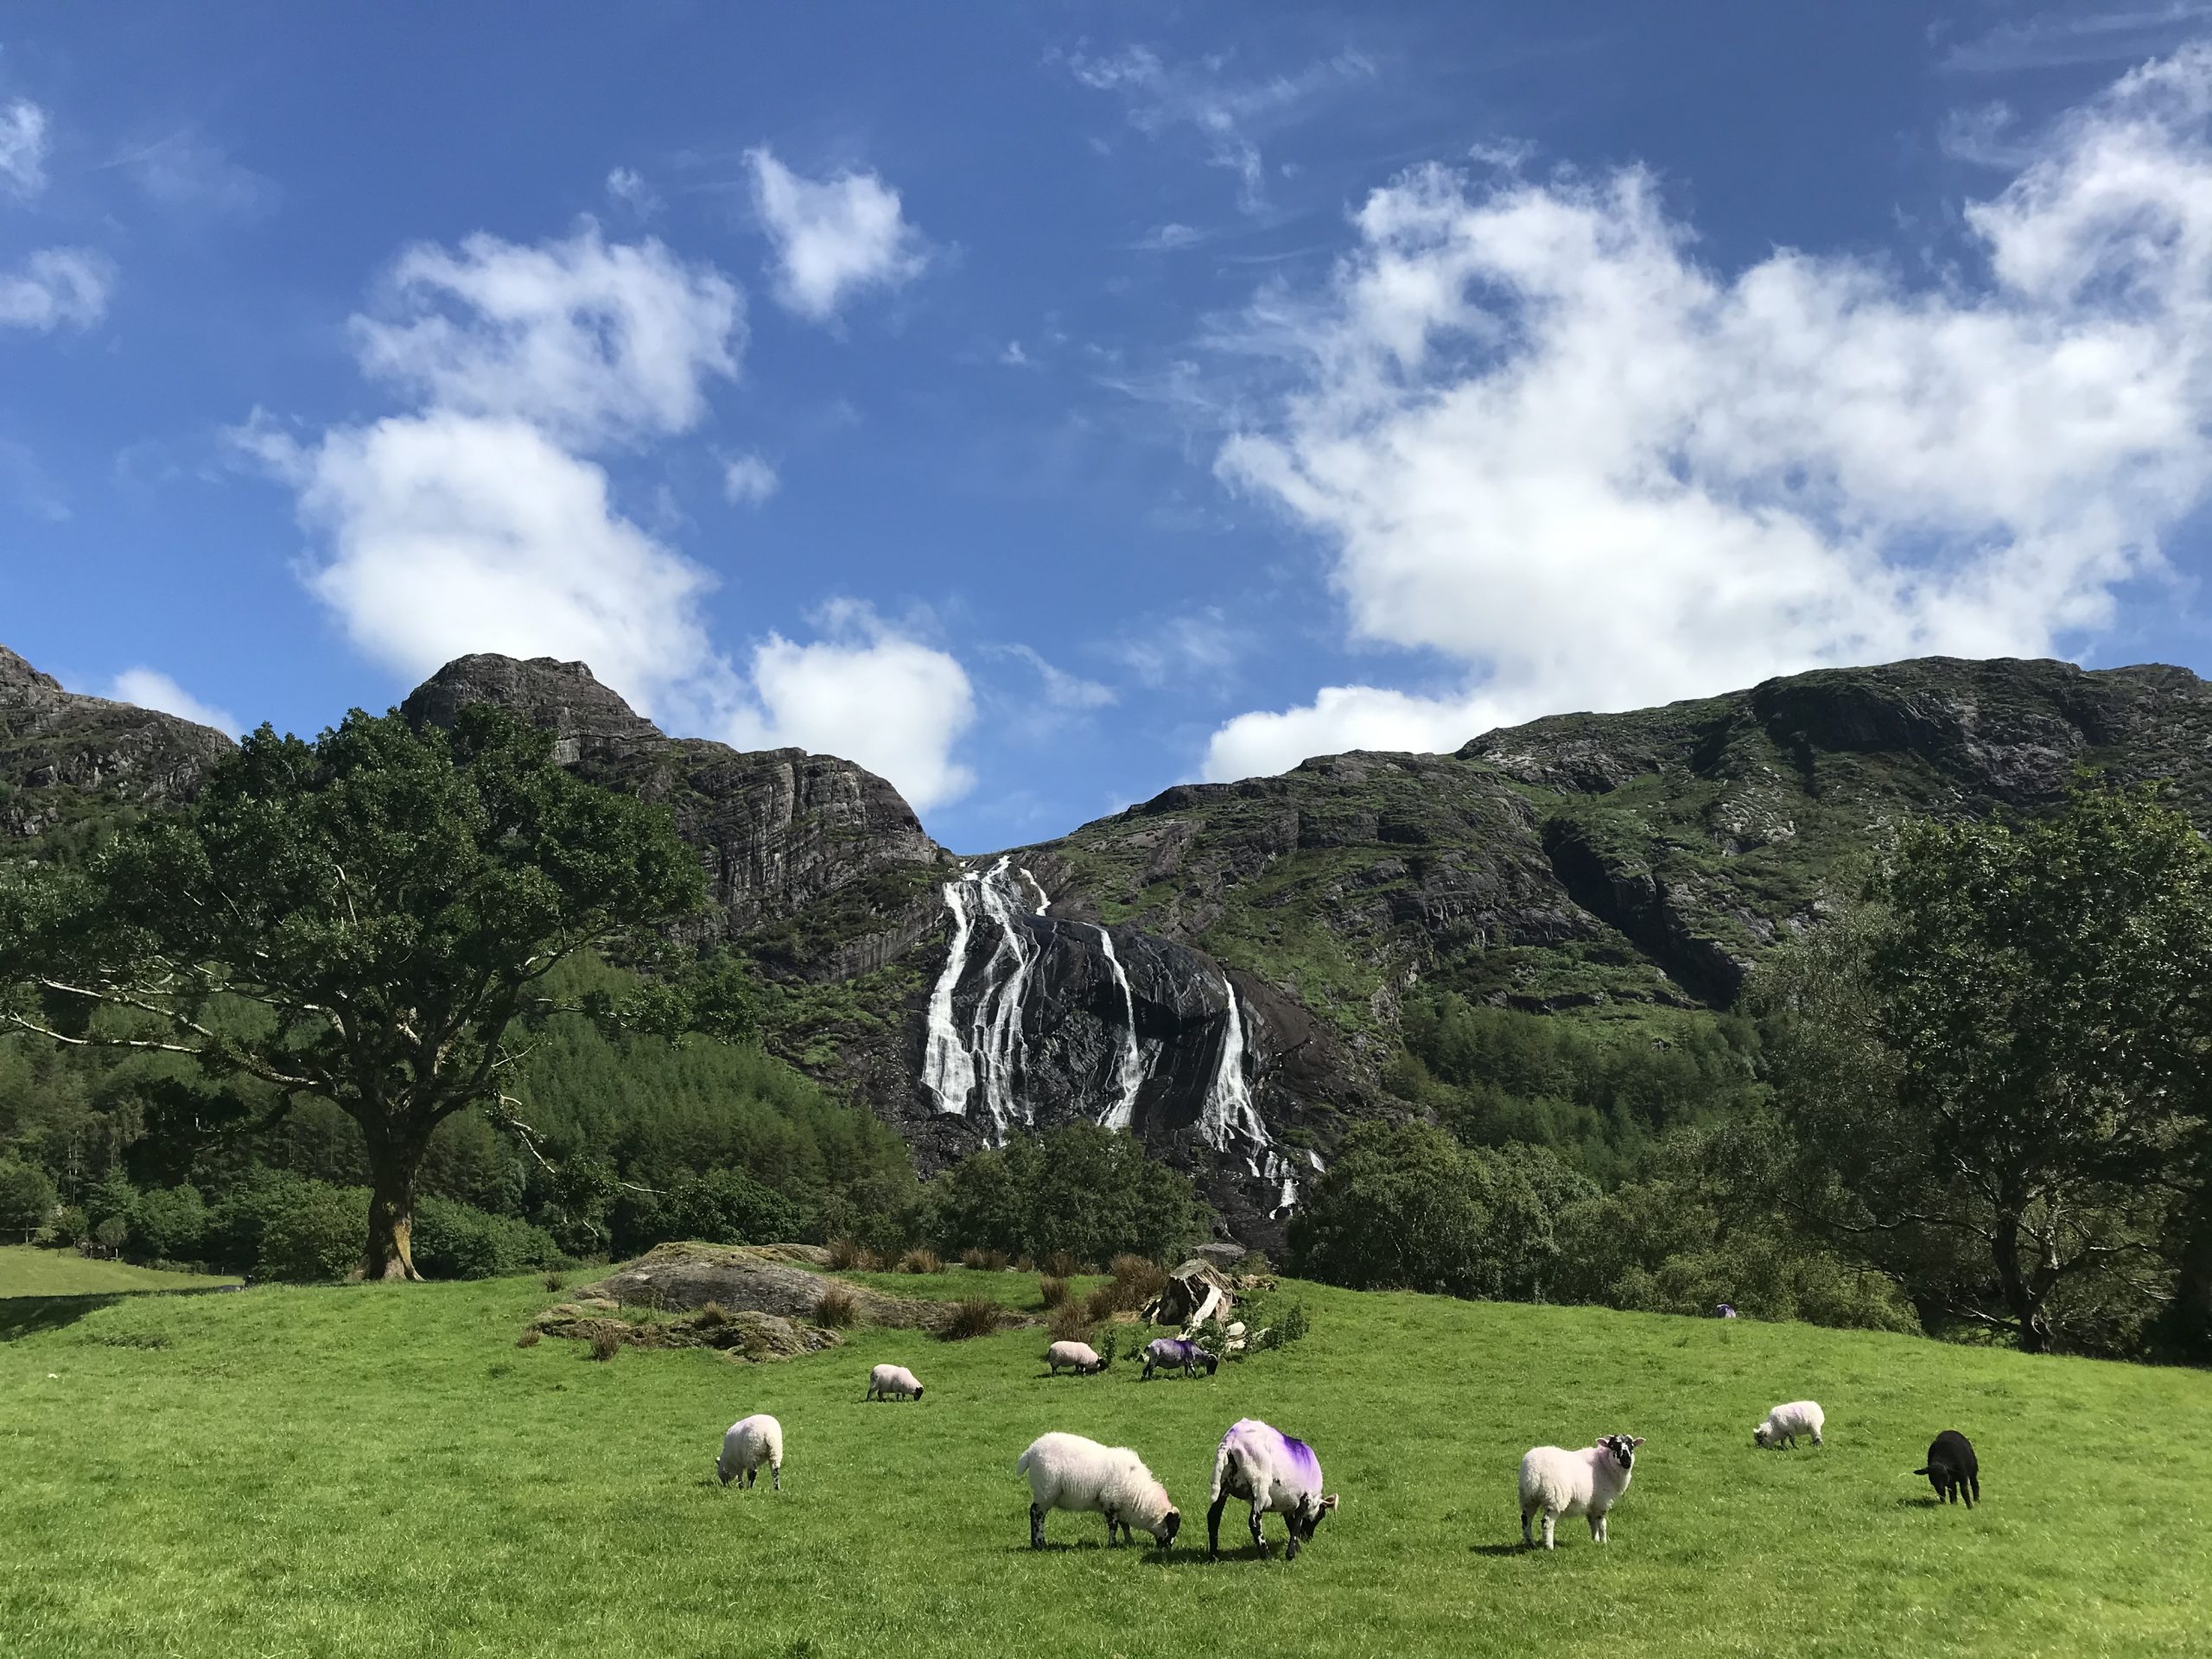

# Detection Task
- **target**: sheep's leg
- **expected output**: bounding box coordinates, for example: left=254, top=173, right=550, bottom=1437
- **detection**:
left=1249, top=1506, right=1268, bottom=1556
left=1286, top=1529, right=1302, bottom=1563
left=1812, top=1432, right=1822, bottom=1447
left=1592, top=1510, right=1606, bottom=1542
left=1521, top=1506, right=1534, bottom=1547
left=771, top=1464, right=781, bottom=1493
left=1541, top=1510, right=1557, bottom=1550
left=1967, top=1475, right=1980, bottom=1508
left=1030, top=1503, right=1046, bottom=1549
left=1206, top=1493, right=1229, bottom=1555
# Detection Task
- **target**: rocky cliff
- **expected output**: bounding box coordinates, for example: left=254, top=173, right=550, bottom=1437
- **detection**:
left=21, top=640, right=2212, bottom=1252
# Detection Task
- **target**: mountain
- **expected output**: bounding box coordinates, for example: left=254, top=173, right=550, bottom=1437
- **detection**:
left=16, top=640, right=2212, bottom=1249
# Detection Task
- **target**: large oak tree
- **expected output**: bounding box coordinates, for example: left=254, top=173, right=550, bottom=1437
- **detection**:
left=0, top=703, right=714, bottom=1280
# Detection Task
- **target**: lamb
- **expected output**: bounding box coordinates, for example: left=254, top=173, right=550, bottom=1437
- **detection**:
left=715, top=1414, right=783, bottom=1491
left=1015, top=1432, right=1181, bottom=1549
left=1044, top=1340, right=1106, bottom=1376
left=1206, top=1418, right=1339, bottom=1560
left=866, top=1363, right=925, bottom=1402
left=1916, top=1429, right=1980, bottom=1507
left=1140, top=1336, right=1218, bottom=1380
left=1753, top=1400, right=1824, bottom=1449
left=1519, top=1435, right=1643, bottom=1549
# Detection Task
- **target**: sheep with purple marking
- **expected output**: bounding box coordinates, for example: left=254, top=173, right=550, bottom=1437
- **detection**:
left=1754, top=1400, right=1824, bottom=1449
left=866, top=1363, right=924, bottom=1402
left=1140, top=1336, right=1217, bottom=1380
left=1016, top=1432, right=1181, bottom=1549
left=715, top=1414, right=783, bottom=1491
left=1044, top=1340, right=1106, bottom=1376
left=1206, top=1417, right=1338, bottom=1560
left=1519, top=1434, right=1643, bottom=1549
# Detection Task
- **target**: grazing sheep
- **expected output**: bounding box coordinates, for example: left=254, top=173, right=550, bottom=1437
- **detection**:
left=1206, top=1417, right=1339, bottom=1560
left=1714, top=1302, right=1738, bottom=1319
left=1754, top=1400, right=1825, bottom=1449
left=867, top=1363, right=925, bottom=1402
left=1916, top=1430, right=1980, bottom=1507
left=1519, top=1435, right=1643, bottom=1549
left=715, top=1414, right=784, bottom=1491
left=1044, top=1340, right=1106, bottom=1376
left=1140, top=1336, right=1218, bottom=1380
left=1015, top=1432, right=1181, bottom=1549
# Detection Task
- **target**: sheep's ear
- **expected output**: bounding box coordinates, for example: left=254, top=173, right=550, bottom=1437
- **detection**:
left=1321, top=1492, right=1340, bottom=1510
left=1628, top=1438, right=1645, bottom=1448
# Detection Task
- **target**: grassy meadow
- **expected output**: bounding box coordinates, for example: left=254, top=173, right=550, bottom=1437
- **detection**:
left=2, top=1266, right=2208, bottom=1658
left=0, top=1244, right=240, bottom=1299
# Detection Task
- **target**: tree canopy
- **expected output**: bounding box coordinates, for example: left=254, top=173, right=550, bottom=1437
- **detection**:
left=0, top=702, right=719, bottom=1279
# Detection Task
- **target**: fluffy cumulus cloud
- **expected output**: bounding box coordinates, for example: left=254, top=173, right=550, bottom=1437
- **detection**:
left=105, top=668, right=239, bottom=734
left=351, top=225, right=741, bottom=447
left=728, top=602, right=976, bottom=809
left=1205, top=48, right=2212, bottom=779
left=0, top=247, right=113, bottom=330
left=722, top=451, right=779, bottom=505
left=747, top=148, right=927, bottom=321
left=0, top=98, right=46, bottom=195
left=244, top=223, right=976, bottom=811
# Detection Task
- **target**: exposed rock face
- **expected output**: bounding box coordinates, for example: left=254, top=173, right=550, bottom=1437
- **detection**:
left=0, top=645, right=234, bottom=849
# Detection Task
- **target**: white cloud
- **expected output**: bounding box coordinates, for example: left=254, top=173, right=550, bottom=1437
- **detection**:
left=118, top=129, right=280, bottom=219
left=350, top=224, right=741, bottom=447
left=1134, top=222, right=1204, bottom=251
left=1942, top=3, right=2212, bottom=73
left=722, top=451, right=779, bottom=505
left=728, top=602, right=976, bottom=809
left=605, top=166, right=659, bottom=216
left=106, top=668, right=238, bottom=734
left=1065, top=45, right=1373, bottom=214
left=277, top=411, right=719, bottom=707
left=1116, top=607, right=1245, bottom=690
left=1205, top=48, right=2212, bottom=780
left=0, top=99, right=47, bottom=196
left=747, top=148, right=928, bottom=321
left=0, top=248, right=113, bottom=330
left=1003, top=643, right=1116, bottom=709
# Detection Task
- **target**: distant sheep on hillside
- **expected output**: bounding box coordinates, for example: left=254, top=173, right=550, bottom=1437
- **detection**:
left=867, top=1363, right=924, bottom=1402
left=716, top=1414, right=783, bottom=1491
left=1754, top=1401, right=1824, bottom=1449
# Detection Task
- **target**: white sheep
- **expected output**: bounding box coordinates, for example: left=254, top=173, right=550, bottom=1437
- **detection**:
left=715, top=1414, right=784, bottom=1491
left=1518, top=1434, right=1643, bottom=1549
left=866, top=1363, right=925, bottom=1402
left=1043, top=1340, right=1105, bottom=1376
left=1015, top=1432, right=1181, bottom=1549
left=1754, top=1400, right=1824, bottom=1449
left=1206, top=1418, right=1339, bottom=1560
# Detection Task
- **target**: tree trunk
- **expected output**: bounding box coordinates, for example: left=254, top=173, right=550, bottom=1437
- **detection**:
left=363, top=1129, right=426, bottom=1283
left=1992, top=1210, right=2050, bottom=1353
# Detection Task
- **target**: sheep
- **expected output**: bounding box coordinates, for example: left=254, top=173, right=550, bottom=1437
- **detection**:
left=1140, top=1336, right=1218, bottom=1380
left=1015, top=1432, right=1181, bottom=1549
left=1519, top=1434, right=1643, bottom=1549
left=866, top=1363, right=925, bottom=1402
left=715, top=1414, right=783, bottom=1491
left=1206, top=1417, right=1339, bottom=1560
left=1916, top=1430, right=1980, bottom=1507
left=1753, top=1400, right=1824, bottom=1449
left=1044, top=1340, right=1106, bottom=1376
left=1714, top=1302, right=1738, bottom=1319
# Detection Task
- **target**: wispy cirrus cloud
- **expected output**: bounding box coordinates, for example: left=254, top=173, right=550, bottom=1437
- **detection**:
left=1941, top=3, right=2212, bottom=73
left=0, top=248, right=113, bottom=330
left=0, top=98, right=47, bottom=195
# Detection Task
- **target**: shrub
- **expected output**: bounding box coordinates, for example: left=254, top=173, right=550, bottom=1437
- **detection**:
left=92, top=1214, right=130, bottom=1252
left=961, top=1247, right=1009, bottom=1270
left=1096, top=1326, right=1121, bottom=1369
left=694, top=1301, right=731, bottom=1328
left=899, top=1247, right=943, bottom=1274
left=1083, top=1283, right=1122, bottom=1323
left=826, top=1236, right=868, bottom=1271
left=1108, top=1255, right=1166, bottom=1307
left=0, top=1158, right=59, bottom=1236
left=815, top=1285, right=860, bottom=1328
left=929, top=1124, right=1211, bottom=1266
left=943, top=1296, right=1002, bottom=1339
left=1047, top=1301, right=1092, bottom=1344
left=1042, top=1249, right=1080, bottom=1280
left=1014, top=1255, right=1035, bottom=1273
left=1238, top=1251, right=1274, bottom=1279
left=411, top=1197, right=562, bottom=1280
left=131, top=1184, right=210, bottom=1264
left=516, top=1330, right=542, bottom=1348
left=1039, top=1275, right=1071, bottom=1308
left=645, top=1166, right=812, bottom=1250
left=588, top=1328, right=621, bottom=1362
left=51, top=1205, right=88, bottom=1248
left=257, top=1182, right=365, bottom=1282
left=543, top=1271, right=566, bottom=1292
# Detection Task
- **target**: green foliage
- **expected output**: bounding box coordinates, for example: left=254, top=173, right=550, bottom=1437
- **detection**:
left=130, top=1182, right=209, bottom=1263
left=255, top=1181, right=367, bottom=1283
left=1758, top=780, right=2212, bottom=1354
left=925, top=1123, right=1210, bottom=1266
left=0, top=1155, right=56, bottom=1233
left=1289, top=1120, right=1595, bottom=1300
left=410, top=1198, right=563, bottom=1281
left=622, top=1166, right=813, bottom=1253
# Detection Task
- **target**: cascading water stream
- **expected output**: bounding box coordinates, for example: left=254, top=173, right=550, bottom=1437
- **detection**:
left=964, top=856, right=1045, bottom=1139
left=1093, top=925, right=1146, bottom=1131
left=1201, top=969, right=1307, bottom=1216
left=920, top=870, right=980, bottom=1116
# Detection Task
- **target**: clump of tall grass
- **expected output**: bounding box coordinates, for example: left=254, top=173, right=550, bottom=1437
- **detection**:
left=588, top=1329, right=621, bottom=1362
left=960, top=1247, right=1010, bottom=1271
left=1039, top=1275, right=1071, bottom=1309
left=942, top=1296, right=1003, bottom=1339
left=898, top=1247, right=944, bottom=1275
left=1047, top=1302, right=1092, bottom=1344
left=814, top=1285, right=860, bottom=1328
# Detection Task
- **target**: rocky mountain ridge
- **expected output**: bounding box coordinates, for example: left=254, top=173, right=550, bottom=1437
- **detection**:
left=14, top=641, right=2212, bottom=1249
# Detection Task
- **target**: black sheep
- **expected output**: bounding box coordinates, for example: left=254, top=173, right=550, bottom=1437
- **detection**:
left=1915, top=1430, right=1980, bottom=1507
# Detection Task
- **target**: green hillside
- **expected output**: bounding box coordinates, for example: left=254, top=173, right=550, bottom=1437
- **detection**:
left=2, top=1270, right=2205, bottom=1658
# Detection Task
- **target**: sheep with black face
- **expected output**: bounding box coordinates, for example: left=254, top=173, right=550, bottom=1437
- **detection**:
left=1519, top=1434, right=1643, bottom=1549
left=1206, top=1418, right=1339, bottom=1560
left=1916, top=1430, right=1980, bottom=1507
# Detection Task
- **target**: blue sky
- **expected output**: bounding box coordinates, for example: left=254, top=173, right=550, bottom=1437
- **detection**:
left=9, top=3, right=2212, bottom=852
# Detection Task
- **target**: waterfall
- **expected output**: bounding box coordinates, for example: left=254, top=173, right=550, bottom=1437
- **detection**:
left=920, top=870, right=982, bottom=1116
left=1203, top=969, right=1307, bottom=1217
left=963, top=856, right=1046, bottom=1138
left=1093, top=925, right=1146, bottom=1130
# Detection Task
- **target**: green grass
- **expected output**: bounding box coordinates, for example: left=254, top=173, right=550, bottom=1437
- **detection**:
left=3, top=1274, right=2209, bottom=1657
left=0, top=1245, right=240, bottom=1298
